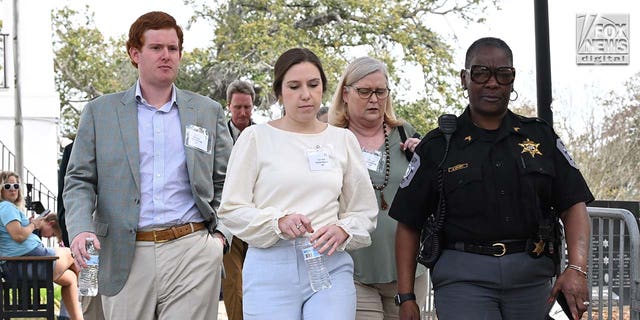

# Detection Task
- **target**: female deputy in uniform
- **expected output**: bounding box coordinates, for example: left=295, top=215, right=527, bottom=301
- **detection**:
left=328, top=56, right=428, bottom=320
left=218, top=48, right=378, bottom=319
left=390, top=37, right=594, bottom=320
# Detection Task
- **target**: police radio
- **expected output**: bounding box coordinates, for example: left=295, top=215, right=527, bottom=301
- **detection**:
left=417, top=114, right=457, bottom=268
left=436, top=114, right=457, bottom=166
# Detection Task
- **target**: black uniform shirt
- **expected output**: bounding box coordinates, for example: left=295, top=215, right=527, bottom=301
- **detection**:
left=389, top=107, right=594, bottom=243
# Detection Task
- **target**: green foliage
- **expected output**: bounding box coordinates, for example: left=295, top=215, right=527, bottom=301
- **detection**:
left=186, top=0, right=496, bottom=111
left=52, top=6, right=135, bottom=138
left=55, top=284, right=61, bottom=302
left=53, top=1, right=497, bottom=137
left=175, top=48, right=219, bottom=97
left=395, top=98, right=441, bottom=135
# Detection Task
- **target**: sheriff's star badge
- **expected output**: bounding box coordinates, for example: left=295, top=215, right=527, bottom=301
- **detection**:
left=519, top=138, right=542, bottom=158
left=532, top=239, right=545, bottom=256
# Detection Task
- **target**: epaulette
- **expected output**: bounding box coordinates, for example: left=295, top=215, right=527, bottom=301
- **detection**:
left=423, top=128, right=444, bottom=142
left=516, top=114, right=552, bottom=127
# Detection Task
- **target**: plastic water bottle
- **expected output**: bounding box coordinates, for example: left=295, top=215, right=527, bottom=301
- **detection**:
left=296, top=237, right=332, bottom=292
left=78, top=238, right=99, bottom=296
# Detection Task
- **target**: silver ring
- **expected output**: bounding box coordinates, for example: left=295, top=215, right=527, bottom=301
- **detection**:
left=295, top=223, right=303, bottom=230
left=583, top=301, right=590, bottom=306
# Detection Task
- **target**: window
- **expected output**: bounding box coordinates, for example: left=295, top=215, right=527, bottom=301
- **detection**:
left=0, top=33, right=7, bottom=88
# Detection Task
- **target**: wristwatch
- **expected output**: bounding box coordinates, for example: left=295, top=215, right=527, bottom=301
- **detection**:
left=394, top=293, right=416, bottom=306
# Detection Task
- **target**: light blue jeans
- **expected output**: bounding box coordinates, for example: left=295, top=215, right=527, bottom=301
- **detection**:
left=243, top=239, right=356, bottom=320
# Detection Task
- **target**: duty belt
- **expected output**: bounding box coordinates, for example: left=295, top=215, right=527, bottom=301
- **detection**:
left=446, top=240, right=528, bottom=257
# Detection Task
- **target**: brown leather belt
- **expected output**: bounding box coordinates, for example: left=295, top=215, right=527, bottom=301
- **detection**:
left=136, top=222, right=206, bottom=243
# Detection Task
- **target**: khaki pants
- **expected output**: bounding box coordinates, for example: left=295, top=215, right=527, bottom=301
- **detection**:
left=355, top=273, right=428, bottom=320
left=222, top=237, right=248, bottom=320
left=81, top=295, right=105, bottom=320
left=102, top=230, right=223, bottom=320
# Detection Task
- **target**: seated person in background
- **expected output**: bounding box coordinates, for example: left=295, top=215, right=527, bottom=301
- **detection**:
left=0, top=171, right=83, bottom=320
left=40, top=213, right=65, bottom=245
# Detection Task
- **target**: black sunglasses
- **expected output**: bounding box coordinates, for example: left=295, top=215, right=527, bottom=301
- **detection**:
left=3, top=183, right=20, bottom=190
left=465, top=65, right=516, bottom=85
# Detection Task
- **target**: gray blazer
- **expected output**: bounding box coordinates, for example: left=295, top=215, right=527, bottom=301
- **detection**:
left=63, top=85, right=233, bottom=296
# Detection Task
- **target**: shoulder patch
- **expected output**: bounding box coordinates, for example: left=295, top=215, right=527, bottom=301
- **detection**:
left=400, top=153, right=421, bottom=188
left=556, top=138, right=578, bottom=169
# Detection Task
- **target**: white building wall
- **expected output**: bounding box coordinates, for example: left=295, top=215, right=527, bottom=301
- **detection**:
left=0, top=0, right=60, bottom=198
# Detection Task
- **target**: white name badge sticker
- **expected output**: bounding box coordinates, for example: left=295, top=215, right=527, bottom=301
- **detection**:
left=306, top=145, right=333, bottom=171
left=361, top=149, right=382, bottom=172
left=184, top=125, right=211, bottom=154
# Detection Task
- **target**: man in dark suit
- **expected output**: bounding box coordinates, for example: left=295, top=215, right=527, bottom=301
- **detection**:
left=222, top=80, right=255, bottom=320
left=63, top=11, right=233, bottom=319
left=226, top=80, right=255, bottom=143
left=58, top=142, right=72, bottom=247
left=59, top=141, right=105, bottom=320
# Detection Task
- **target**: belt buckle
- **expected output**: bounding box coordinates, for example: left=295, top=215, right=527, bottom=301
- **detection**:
left=492, top=242, right=506, bottom=257
left=153, top=230, right=169, bottom=243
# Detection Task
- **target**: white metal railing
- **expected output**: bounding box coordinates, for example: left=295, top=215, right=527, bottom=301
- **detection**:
left=0, top=139, right=57, bottom=214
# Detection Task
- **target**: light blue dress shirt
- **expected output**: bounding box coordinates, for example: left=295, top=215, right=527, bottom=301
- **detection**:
left=135, top=81, right=202, bottom=229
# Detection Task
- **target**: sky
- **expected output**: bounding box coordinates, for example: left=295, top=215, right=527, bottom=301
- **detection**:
left=51, top=0, right=638, bottom=131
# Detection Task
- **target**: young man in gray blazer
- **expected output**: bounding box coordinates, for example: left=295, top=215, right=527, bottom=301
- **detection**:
left=63, top=11, right=232, bottom=319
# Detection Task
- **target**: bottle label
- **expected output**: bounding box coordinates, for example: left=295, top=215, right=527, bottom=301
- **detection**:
left=86, top=255, right=99, bottom=266
left=302, top=247, right=322, bottom=260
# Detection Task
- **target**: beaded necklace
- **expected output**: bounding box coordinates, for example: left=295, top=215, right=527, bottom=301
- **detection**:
left=371, top=123, right=390, bottom=210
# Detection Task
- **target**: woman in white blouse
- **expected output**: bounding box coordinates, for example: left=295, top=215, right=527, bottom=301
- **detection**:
left=218, top=48, right=378, bottom=319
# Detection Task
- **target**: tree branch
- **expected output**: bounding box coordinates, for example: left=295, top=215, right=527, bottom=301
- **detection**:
left=54, top=57, right=104, bottom=98
left=294, top=11, right=342, bottom=29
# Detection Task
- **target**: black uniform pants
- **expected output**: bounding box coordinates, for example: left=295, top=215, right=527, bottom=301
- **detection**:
left=431, top=250, right=555, bottom=320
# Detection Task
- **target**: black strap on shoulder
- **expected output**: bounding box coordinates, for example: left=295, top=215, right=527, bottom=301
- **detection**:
left=398, top=125, right=408, bottom=143
left=398, top=124, right=420, bottom=162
